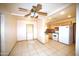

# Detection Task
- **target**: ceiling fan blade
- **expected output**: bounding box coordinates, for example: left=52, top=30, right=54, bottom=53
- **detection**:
left=36, top=4, right=42, bottom=11
left=37, top=12, right=47, bottom=16
left=35, top=16, right=38, bottom=18
left=18, top=7, right=29, bottom=12
left=24, top=12, right=31, bottom=17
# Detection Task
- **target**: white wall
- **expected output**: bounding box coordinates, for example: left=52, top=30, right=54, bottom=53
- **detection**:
left=17, top=16, right=47, bottom=44
left=37, top=17, right=47, bottom=43
left=76, top=4, right=79, bottom=56
left=17, top=17, right=37, bottom=41
left=1, top=13, right=17, bottom=55
left=17, top=20, right=26, bottom=41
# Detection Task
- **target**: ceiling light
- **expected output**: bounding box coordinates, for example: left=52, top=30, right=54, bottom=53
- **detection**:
left=68, top=15, right=71, bottom=18
left=31, top=12, right=35, bottom=17
left=34, top=13, right=38, bottom=17
left=48, top=17, right=52, bottom=19
left=60, top=11, right=65, bottom=15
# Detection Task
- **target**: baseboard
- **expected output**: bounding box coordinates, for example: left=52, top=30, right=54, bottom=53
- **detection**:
left=1, top=52, right=8, bottom=56
left=8, top=41, right=17, bottom=56
left=36, top=39, right=46, bottom=44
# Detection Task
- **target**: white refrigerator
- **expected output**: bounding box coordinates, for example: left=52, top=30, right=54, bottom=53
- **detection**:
left=59, top=26, right=73, bottom=44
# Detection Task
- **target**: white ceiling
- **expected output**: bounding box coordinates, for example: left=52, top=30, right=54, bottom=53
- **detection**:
left=0, top=3, right=71, bottom=16
left=47, top=4, right=76, bottom=24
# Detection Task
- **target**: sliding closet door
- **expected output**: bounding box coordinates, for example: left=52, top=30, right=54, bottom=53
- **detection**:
left=26, top=24, right=34, bottom=40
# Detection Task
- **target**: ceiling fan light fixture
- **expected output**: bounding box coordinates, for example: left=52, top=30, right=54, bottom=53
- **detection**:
left=30, top=12, right=38, bottom=18
left=19, top=4, right=47, bottom=18
left=34, top=13, right=38, bottom=16
left=30, top=12, right=35, bottom=16
left=68, top=15, right=71, bottom=18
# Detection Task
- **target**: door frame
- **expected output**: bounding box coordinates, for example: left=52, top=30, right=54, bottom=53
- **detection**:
left=73, top=23, right=76, bottom=44
left=26, top=24, right=34, bottom=40
left=0, top=13, right=1, bottom=56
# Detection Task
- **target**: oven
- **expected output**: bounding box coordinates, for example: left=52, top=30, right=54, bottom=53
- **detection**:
left=52, top=33, right=59, bottom=41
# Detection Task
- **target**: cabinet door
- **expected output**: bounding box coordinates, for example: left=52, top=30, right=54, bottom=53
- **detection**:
left=59, top=26, right=69, bottom=44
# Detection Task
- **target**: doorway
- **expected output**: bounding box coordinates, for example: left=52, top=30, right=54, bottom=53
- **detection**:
left=26, top=24, right=34, bottom=40
left=73, top=23, right=76, bottom=44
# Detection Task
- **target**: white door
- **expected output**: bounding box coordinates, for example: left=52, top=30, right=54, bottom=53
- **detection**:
left=59, top=26, right=69, bottom=44
left=26, top=24, right=34, bottom=40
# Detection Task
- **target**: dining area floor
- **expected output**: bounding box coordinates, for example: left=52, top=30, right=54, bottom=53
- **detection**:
left=9, top=39, right=75, bottom=56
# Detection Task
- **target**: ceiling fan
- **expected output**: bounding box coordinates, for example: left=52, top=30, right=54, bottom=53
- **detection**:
left=18, top=4, right=47, bottom=18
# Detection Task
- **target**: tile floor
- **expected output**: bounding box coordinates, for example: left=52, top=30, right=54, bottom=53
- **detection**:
left=9, top=39, right=75, bottom=56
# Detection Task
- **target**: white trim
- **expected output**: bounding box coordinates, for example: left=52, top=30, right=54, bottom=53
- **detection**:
left=48, top=4, right=70, bottom=17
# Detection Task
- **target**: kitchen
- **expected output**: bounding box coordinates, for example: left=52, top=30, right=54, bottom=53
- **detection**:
left=45, top=4, right=76, bottom=45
